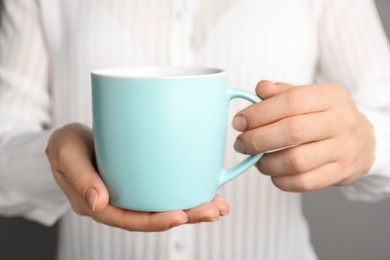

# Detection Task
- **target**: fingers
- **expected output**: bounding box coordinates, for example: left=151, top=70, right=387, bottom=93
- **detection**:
left=231, top=81, right=374, bottom=193
left=93, top=195, right=230, bottom=231
left=233, top=84, right=332, bottom=132
left=185, top=202, right=220, bottom=223
left=185, top=195, right=231, bottom=223
left=255, top=80, right=295, bottom=99
left=234, top=112, right=336, bottom=154
left=271, top=162, right=344, bottom=192
left=211, top=195, right=231, bottom=216
left=93, top=206, right=188, bottom=232
left=257, top=139, right=341, bottom=176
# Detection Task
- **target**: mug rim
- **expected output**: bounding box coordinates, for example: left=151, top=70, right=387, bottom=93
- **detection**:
left=91, top=66, right=227, bottom=79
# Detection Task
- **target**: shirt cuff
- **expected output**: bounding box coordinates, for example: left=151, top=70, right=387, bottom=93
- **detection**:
left=0, top=129, right=70, bottom=226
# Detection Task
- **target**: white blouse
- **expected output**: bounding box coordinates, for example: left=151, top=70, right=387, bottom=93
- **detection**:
left=1, top=0, right=390, bottom=259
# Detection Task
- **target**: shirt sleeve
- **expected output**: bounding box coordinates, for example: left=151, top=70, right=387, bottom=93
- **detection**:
left=0, top=0, right=69, bottom=226
left=316, top=0, right=390, bottom=201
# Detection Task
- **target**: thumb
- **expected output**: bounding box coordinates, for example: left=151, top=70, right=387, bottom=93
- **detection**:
left=82, top=170, right=110, bottom=213
left=63, top=143, right=110, bottom=213
left=255, top=80, right=296, bottom=99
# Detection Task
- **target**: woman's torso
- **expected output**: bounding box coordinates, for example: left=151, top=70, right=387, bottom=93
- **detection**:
left=39, top=0, right=319, bottom=259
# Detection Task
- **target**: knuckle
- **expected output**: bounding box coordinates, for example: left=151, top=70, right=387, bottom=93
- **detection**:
left=345, top=112, right=360, bottom=133
left=272, top=173, right=317, bottom=192
left=71, top=203, right=88, bottom=216
left=284, top=90, right=302, bottom=114
left=293, top=175, right=316, bottom=192
left=203, top=205, right=220, bottom=220
left=57, top=141, right=79, bottom=165
left=121, top=214, right=138, bottom=232
left=68, top=169, right=88, bottom=195
left=287, top=119, right=305, bottom=144
left=271, top=176, right=289, bottom=191
left=332, top=84, right=353, bottom=107
left=245, top=133, right=261, bottom=153
left=287, top=149, right=306, bottom=173
left=331, top=84, right=348, bottom=96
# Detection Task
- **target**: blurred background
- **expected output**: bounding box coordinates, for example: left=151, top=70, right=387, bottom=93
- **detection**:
left=1, top=1, right=390, bottom=259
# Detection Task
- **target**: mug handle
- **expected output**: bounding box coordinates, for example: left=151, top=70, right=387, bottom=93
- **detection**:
left=219, top=87, right=264, bottom=187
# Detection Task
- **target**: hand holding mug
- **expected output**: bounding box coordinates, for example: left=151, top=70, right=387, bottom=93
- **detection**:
left=233, top=81, right=376, bottom=191
left=46, top=123, right=230, bottom=232
left=46, top=66, right=263, bottom=232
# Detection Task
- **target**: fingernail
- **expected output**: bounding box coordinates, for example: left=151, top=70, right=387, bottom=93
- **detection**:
left=169, top=219, right=188, bottom=229
left=203, top=217, right=219, bottom=222
left=179, top=218, right=189, bottom=224
left=220, top=211, right=229, bottom=216
left=86, top=187, right=98, bottom=212
left=232, top=115, right=248, bottom=131
left=234, top=137, right=246, bottom=154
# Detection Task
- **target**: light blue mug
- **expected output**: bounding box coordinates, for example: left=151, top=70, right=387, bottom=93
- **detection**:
left=91, top=67, right=263, bottom=211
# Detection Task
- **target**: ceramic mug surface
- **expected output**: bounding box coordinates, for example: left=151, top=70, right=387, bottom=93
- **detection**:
left=91, top=66, right=263, bottom=211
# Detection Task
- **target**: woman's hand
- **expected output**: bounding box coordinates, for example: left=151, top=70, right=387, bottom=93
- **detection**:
left=233, top=81, right=376, bottom=192
left=46, top=123, right=230, bottom=232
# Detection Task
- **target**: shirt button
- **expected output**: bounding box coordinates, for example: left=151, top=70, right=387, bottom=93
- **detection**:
left=174, top=241, right=184, bottom=251
left=175, top=10, right=183, bottom=19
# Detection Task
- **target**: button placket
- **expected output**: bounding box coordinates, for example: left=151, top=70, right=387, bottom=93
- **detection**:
left=167, top=224, right=195, bottom=260
left=168, top=229, right=186, bottom=260
left=169, top=0, right=195, bottom=65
